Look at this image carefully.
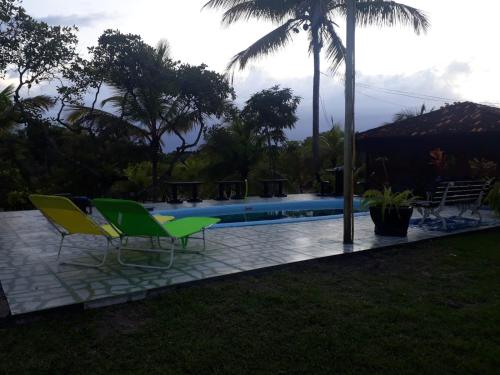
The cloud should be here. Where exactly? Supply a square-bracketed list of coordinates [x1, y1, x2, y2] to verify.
[232, 67, 465, 139]
[445, 61, 472, 77]
[38, 13, 112, 28]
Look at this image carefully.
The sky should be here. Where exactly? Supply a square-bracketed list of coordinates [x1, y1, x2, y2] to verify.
[19, 0, 500, 139]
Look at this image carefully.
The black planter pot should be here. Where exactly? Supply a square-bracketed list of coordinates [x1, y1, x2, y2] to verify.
[369, 206, 413, 237]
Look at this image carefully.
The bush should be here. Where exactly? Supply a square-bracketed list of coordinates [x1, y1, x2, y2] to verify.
[486, 182, 500, 216]
[6, 190, 30, 210]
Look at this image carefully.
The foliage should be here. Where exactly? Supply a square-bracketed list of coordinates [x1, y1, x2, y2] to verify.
[485, 182, 500, 216]
[362, 187, 416, 216]
[393, 103, 434, 122]
[0, 83, 53, 132]
[242, 86, 300, 146]
[276, 140, 310, 193]
[469, 158, 497, 179]
[241, 85, 300, 175]
[0, 158, 26, 209]
[202, 117, 264, 180]
[0, 1, 77, 103]
[6, 189, 29, 210]
[124, 162, 155, 191]
[429, 148, 447, 173]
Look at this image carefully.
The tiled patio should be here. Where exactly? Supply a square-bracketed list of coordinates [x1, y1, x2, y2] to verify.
[0, 197, 499, 317]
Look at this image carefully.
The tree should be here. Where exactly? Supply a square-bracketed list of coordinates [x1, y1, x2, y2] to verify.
[202, 117, 264, 180]
[0, 0, 21, 74]
[204, 0, 429, 172]
[68, 31, 234, 199]
[241, 86, 300, 175]
[0, 0, 76, 146]
[0, 1, 77, 108]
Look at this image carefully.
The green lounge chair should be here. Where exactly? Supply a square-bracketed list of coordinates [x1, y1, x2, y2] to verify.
[92, 198, 220, 269]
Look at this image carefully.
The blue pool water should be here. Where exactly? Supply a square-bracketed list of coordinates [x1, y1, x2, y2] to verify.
[155, 198, 366, 228]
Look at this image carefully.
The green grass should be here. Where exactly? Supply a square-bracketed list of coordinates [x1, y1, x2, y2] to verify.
[1, 230, 500, 375]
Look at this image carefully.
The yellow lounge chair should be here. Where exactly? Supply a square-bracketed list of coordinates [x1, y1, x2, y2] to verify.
[30, 194, 121, 267]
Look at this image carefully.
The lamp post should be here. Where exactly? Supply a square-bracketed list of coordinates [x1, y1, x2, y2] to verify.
[343, 0, 356, 244]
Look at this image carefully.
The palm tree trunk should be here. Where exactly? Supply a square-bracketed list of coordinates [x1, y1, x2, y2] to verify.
[150, 141, 159, 202]
[266, 126, 275, 176]
[311, 7, 321, 174]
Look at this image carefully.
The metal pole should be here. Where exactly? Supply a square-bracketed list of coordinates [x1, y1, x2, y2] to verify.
[343, 0, 356, 244]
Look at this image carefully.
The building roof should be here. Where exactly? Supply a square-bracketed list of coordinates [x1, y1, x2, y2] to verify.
[358, 102, 500, 140]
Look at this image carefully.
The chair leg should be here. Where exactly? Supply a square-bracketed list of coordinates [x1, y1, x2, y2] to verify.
[57, 234, 66, 260]
[457, 205, 466, 218]
[202, 229, 206, 251]
[433, 210, 447, 230]
[416, 207, 429, 226]
[471, 207, 482, 225]
[59, 237, 110, 268]
[117, 236, 176, 270]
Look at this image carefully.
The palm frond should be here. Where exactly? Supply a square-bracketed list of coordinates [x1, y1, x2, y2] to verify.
[100, 94, 126, 109]
[155, 39, 172, 64]
[322, 18, 346, 73]
[203, 0, 248, 10]
[0, 85, 14, 113]
[0, 84, 14, 99]
[20, 95, 54, 111]
[227, 18, 301, 72]
[217, 0, 298, 26]
[67, 105, 148, 137]
[337, 0, 429, 35]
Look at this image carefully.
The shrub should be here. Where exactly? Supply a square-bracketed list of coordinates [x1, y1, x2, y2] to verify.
[486, 182, 500, 216]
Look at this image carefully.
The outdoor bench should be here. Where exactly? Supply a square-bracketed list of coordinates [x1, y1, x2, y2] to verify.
[413, 179, 493, 229]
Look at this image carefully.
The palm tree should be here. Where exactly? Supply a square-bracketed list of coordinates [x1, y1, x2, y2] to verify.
[203, 0, 429, 172]
[68, 41, 196, 199]
[393, 103, 434, 122]
[0, 85, 15, 131]
[0, 83, 53, 132]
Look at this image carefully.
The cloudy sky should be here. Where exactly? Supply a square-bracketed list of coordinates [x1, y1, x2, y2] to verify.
[21, 0, 500, 139]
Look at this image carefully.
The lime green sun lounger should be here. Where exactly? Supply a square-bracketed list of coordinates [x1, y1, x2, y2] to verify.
[92, 198, 220, 269]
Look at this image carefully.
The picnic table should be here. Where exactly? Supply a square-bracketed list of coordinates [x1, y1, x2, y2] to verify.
[216, 180, 245, 201]
[259, 178, 288, 198]
[54, 193, 92, 214]
[166, 181, 203, 204]
[325, 167, 344, 197]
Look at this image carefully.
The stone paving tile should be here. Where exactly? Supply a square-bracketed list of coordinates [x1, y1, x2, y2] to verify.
[0, 206, 498, 315]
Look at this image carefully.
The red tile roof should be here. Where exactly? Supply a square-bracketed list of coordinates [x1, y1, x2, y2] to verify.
[358, 102, 500, 140]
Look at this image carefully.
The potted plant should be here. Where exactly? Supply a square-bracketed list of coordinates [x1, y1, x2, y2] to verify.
[486, 182, 500, 216]
[362, 187, 416, 236]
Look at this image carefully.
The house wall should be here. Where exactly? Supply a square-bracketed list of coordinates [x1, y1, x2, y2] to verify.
[357, 133, 500, 194]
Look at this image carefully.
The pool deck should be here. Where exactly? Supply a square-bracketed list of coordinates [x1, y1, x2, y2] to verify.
[0, 194, 499, 318]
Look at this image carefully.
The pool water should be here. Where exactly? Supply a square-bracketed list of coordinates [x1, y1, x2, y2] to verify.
[216, 208, 348, 223]
[155, 197, 366, 228]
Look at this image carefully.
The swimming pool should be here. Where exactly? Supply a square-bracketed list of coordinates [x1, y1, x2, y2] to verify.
[155, 198, 366, 228]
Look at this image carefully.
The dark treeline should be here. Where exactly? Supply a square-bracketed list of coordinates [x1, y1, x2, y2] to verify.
[0, 0, 343, 209]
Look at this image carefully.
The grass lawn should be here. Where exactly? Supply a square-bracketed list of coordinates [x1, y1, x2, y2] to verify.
[1, 230, 500, 375]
